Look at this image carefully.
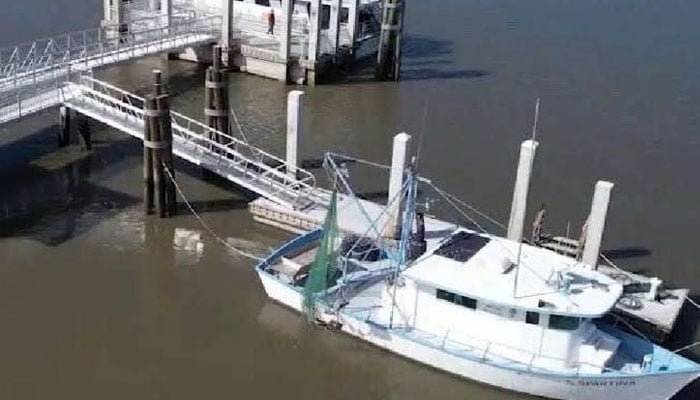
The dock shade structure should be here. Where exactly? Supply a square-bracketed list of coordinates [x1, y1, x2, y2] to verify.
[507, 140, 539, 242]
[383, 132, 412, 239]
[582, 181, 614, 268]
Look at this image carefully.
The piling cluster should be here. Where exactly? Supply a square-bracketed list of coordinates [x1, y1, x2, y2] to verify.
[143, 70, 177, 218]
[204, 45, 230, 148]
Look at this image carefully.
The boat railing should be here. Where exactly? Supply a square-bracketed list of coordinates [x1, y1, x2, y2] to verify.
[417, 326, 641, 377]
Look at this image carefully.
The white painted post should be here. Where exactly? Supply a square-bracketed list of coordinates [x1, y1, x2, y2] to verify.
[582, 181, 614, 269]
[507, 140, 539, 242]
[149, 0, 158, 12]
[160, 0, 172, 27]
[280, 0, 293, 61]
[329, 0, 342, 53]
[286, 90, 305, 179]
[222, 0, 234, 52]
[384, 132, 412, 239]
[347, 0, 361, 48]
[308, 0, 322, 62]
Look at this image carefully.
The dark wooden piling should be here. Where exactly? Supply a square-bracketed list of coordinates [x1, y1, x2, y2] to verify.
[143, 99, 155, 215]
[143, 70, 176, 217]
[376, 0, 405, 81]
[204, 45, 230, 152]
[149, 95, 165, 218]
[58, 106, 71, 147]
[77, 114, 92, 151]
[156, 94, 176, 217]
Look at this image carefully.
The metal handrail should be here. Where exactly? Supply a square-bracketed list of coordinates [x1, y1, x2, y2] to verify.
[64, 75, 318, 207]
[0, 14, 221, 80]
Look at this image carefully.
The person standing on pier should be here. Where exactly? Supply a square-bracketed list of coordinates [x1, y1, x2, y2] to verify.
[267, 8, 276, 35]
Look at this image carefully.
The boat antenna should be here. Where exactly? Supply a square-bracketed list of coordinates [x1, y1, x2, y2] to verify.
[513, 97, 540, 298]
[414, 100, 430, 170]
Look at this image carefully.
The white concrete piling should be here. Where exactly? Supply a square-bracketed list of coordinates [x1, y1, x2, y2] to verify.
[507, 139, 539, 242]
[582, 180, 614, 268]
[222, 0, 235, 62]
[347, 0, 361, 49]
[384, 132, 412, 239]
[280, 0, 293, 61]
[329, 0, 342, 53]
[286, 90, 305, 179]
[160, 0, 172, 27]
[308, 0, 322, 63]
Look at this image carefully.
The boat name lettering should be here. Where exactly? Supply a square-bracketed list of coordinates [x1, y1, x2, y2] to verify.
[567, 379, 636, 387]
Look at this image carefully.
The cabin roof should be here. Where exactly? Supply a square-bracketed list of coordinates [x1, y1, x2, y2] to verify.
[403, 229, 623, 318]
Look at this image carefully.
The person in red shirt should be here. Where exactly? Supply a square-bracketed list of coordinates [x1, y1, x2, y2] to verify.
[267, 9, 275, 35]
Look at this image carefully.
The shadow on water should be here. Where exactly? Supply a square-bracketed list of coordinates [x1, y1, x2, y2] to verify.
[330, 34, 489, 84]
[602, 247, 653, 261]
[667, 294, 700, 399]
[0, 121, 140, 245]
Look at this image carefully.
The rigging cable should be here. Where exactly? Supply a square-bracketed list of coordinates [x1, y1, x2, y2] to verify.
[162, 163, 264, 262]
[600, 253, 700, 352]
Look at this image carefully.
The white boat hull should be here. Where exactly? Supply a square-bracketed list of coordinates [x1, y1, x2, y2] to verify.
[257, 270, 699, 400]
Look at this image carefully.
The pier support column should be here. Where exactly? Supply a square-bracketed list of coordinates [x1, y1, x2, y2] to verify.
[221, 0, 235, 67]
[329, 0, 342, 53]
[160, 0, 172, 27]
[77, 114, 92, 151]
[280, 0, 294, 80]
[376, 0, 405, 81]
[507, 140, 538, 242]
[347, 0, 361, 51]
[102, 0, 124, 41]
[58, 106, 71, 147]
[204, 46, 230, 145]
[383, 132, 412, 239]
[582, 181, 614, 269]
[144, 70, 177, 218]
[306, 0, 323, 85]
[286, 90, 304, 179]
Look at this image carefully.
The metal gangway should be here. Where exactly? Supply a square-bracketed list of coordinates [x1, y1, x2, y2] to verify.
[0, 12, 221, 124]
[57, 73, 319, 209]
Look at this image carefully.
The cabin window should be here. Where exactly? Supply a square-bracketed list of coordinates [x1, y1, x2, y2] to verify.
[526, 311, 540, 325]
[549, 315, 580, 330]
[436, 289, 477, 309]
[436, 289, 455, 302]
[456, 295, 477, 309]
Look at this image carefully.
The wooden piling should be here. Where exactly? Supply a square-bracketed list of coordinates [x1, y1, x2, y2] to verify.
[376, 0, 405, 81]
[149, 96, 166, 218]
[204, 45, 230, 151]
[58, 106, 70, 147]
[156, 93, 176, 217]
[143, 99, 154, 215]
[77, 114, 92, 151]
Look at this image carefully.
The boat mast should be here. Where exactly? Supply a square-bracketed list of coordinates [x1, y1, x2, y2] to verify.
[389, 161, 418, 329]
[513, 98, 540, 298]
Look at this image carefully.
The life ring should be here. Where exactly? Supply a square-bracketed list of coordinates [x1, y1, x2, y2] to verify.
[618, 296, 643, 310]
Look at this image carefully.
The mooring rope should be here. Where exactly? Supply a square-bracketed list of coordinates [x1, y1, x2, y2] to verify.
[162, 163, 264, 262]
[600, 253, 700, 352]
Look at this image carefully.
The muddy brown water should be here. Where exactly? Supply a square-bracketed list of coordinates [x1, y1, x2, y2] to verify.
[1, 0, 699, 399]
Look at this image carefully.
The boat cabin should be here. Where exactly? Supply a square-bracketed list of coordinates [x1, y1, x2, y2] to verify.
[382, 229, 625, 373]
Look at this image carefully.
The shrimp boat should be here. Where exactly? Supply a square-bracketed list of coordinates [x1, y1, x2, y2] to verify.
[254, 152, 700, 399]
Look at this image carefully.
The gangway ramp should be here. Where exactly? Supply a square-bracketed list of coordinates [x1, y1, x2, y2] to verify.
[61, 74, 319, 210]
[0, 14, 221, 124]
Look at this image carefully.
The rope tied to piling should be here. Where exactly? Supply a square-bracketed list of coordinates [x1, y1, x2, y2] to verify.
[161, 162, 264, 262]
[600, 253, 700, 352]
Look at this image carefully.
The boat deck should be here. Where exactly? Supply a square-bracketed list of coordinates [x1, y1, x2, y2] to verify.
[597, 264, 688, 340]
